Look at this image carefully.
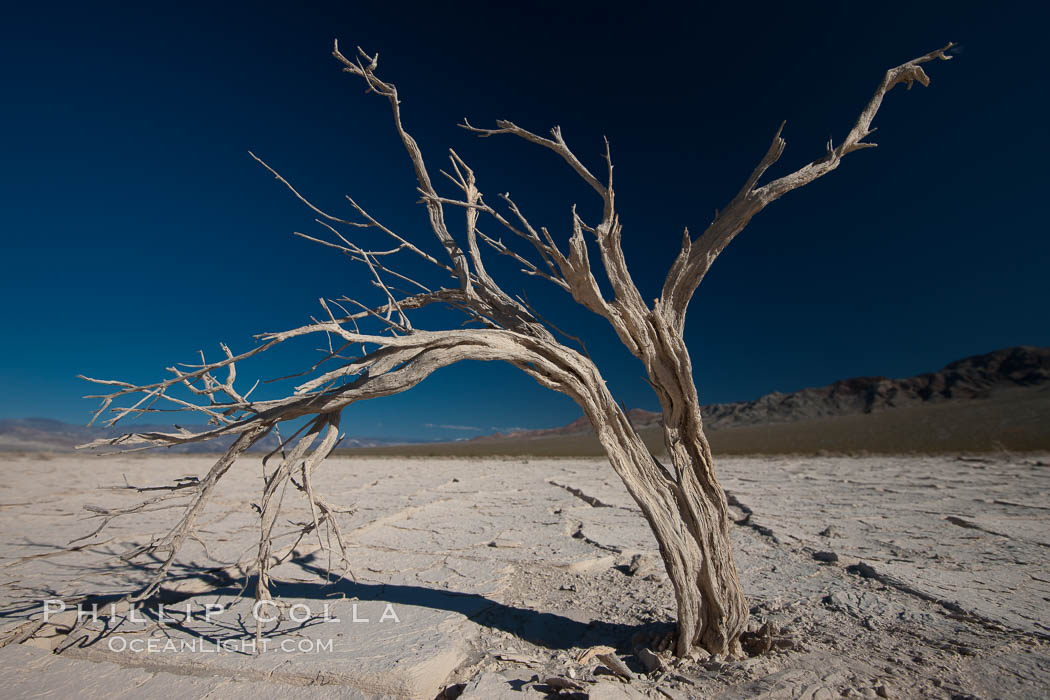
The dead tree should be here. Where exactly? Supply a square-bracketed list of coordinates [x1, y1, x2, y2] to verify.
[78, 41, 953, 657]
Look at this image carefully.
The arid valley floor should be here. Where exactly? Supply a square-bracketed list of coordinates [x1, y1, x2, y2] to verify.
[1, 452, 1047, 699]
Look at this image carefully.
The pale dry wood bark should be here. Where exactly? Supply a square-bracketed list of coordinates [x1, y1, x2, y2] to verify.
[74, 42, 953, 656]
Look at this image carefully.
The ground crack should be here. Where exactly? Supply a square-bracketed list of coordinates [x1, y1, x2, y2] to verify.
[844, 561, 1050, 642]
[570, 521, 622, 553]
[548, 480, 616, 508]
[725, 491, 779, 542]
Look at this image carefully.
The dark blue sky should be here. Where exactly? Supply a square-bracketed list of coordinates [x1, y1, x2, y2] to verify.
[2, 2, 1047, 440]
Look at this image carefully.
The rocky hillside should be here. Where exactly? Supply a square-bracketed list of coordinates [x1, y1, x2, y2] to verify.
[487, 345, 1050, 438]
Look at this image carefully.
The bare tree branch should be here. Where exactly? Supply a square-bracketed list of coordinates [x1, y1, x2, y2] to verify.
[661, 44, 954, 331]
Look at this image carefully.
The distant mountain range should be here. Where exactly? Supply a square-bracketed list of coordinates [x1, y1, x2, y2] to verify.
[346, 345, 1050, 456]
[3, 346, 1048, 455]
[483, 345, 1050, 439]
[0, 418, 423, 453]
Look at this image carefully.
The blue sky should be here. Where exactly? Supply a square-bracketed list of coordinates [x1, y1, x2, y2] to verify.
[1, 2, 1047, 440]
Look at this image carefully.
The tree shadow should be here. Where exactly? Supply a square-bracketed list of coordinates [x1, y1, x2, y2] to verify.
[4, 546, 665, 655]
[277, 555, 647, 652]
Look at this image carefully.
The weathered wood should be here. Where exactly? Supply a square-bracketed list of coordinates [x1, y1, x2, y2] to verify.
[75, 41, 953, 657]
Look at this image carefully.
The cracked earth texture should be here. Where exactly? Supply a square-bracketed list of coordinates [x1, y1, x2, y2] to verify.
[0, 452, 1047, 699]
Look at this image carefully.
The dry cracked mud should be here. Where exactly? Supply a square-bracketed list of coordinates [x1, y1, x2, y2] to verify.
[0, 452, 1047, 698]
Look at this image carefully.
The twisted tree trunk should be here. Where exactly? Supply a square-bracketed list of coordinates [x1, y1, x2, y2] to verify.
[660, 413, 747, 656]
[584, 331, 746, 656]
[598, 419, 745, 657]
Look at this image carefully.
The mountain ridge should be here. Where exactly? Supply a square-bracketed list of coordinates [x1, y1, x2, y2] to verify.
[476, 345, 1050, 440]
[3, 346, 1046, 453]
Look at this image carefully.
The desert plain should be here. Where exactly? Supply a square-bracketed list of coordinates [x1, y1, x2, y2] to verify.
[0, 449, 1047, 699]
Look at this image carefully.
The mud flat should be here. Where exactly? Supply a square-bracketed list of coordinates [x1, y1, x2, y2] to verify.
[0, 452, 1047, 698]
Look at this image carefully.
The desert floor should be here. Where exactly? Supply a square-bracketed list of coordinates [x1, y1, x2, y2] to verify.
[0, 452, 1047, 699]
